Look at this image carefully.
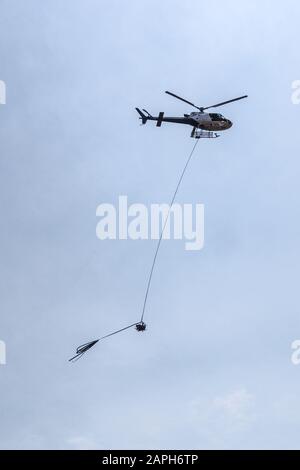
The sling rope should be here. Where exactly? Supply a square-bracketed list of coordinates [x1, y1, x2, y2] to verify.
[69, 322, 139, 362]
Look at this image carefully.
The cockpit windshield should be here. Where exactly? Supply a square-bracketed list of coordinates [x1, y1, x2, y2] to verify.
[210, 113, 224, 121]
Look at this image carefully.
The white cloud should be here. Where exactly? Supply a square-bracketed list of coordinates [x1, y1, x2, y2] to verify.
[188, 389, 256, 448]
[213, 389, 255, 422]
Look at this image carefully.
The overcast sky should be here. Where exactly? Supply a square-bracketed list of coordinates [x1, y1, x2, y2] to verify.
[1, 0, 300, 450]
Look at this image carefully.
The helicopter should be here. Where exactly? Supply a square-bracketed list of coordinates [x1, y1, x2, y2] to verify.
[136, 91, 248, 138]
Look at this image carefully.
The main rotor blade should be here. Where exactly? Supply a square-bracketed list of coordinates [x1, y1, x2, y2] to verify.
[201, 95, 248, 111]
[165, 91, 201, 110]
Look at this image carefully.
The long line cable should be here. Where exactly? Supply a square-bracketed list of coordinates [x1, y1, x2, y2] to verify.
[69, 138, 200, 362]
[140, 138, 200, 323]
